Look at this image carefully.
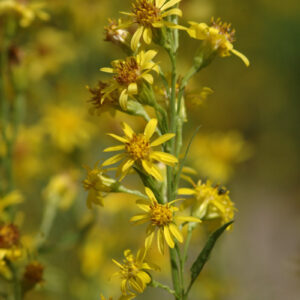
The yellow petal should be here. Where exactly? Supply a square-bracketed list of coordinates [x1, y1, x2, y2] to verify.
[175, 215, 201, 223]
[231, 48, 250, 67]
[128, 82, 138, 94]
[100, 67, 114, 73]
[161, 0, 181, 12]
[150, 133, 175, 146]
[107, 133, 128, 143]
[164, 226, 175, 248]
[103, 145, 125, 152]
[169, 223, 183, 243]
[102, 153, 125, 166]
[119, 89, 128, 110]
[177, 188, 196, 195]
[143, 50, 157, 63]
[130, 214, 149, 222]
[144, 118, 157, 140]
[157, 228, 165, 254]
[162, 8, 182, 17]
[142, 160, 163, 181]
[122, 122, 134, 139]
[131, 26, 144, 51]
[150, 151, 178, 165]
[156, 0, 166, 8]
[145, 227, 155, 249]
[142, 73, 153, 84]
[143, 27, 152, 44]
[136, 199, 151, 212]
[144, 187, 157, 204]
[122, 158, 135, 172]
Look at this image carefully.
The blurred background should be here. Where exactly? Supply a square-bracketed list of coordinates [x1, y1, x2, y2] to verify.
[1, 0, 299, 299]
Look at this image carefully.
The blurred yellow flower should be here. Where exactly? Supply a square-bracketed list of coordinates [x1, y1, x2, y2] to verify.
[187, 18, 249, 66]
[100, 50, 159, 110]
[130, 187, 200, 253]
[0, 0, 49, 27]
[0, 191, 23, 222]
[42, 105, 94, 152]
[103, 119, 177, 181]
[43, 170, 79, 210]
[0, 224, 23, 279]
[121, 0, 184, 50]
[82, 162, 116, 209]
[190, 131, 253, 182]
[112, 248, 157, 298]
[178, 180, 235, 227]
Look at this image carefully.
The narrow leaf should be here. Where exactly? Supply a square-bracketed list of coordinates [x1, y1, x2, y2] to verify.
[189, 221, 234, 290]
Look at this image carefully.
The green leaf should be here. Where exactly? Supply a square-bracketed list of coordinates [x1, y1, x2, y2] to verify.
[188, 221, 233, 290]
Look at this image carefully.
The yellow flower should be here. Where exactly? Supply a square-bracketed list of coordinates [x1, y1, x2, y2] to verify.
[43, 171, 79, 211]
[189, 131, 253, 182]
[42, 105, 94, 152]
[0, 224, 23, 279]
[100, 295, 113, 300]
[130, 187, 201, 254]
[112, 248, 157, 298]
[121, 0, 184, 50]
[178, 180, 235, 227]
[187, 18, 249, 66]
[0, 0, 49, 27]
[100, 50, 159, 110]
[82, 162, 116, 209]
[0, 191, 23, 222]
[103, 119, 177, 181]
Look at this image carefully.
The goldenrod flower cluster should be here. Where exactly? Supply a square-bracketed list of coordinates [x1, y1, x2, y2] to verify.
[81, 0, 249, 299]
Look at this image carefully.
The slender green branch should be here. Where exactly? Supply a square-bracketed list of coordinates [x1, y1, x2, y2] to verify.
[150, 279, 177, 296]
[183, 224, 194, 263]
[7, 260, 22, 300]
[116, 185, 147, 199]
[169, 247, 181, 300]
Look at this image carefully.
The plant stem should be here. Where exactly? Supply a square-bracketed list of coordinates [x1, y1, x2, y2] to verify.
[7, 261, 22, 300]
[150, 280, 176, 296]
[116, 185, 147, 199]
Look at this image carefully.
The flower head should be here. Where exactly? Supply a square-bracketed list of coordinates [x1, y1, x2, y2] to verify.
[86, 81, 119, 115]
[100, 50, 159, 110]
[112, 248, 157, 298]
[187, 18, 249, 66]
[121, 0, 184, 50]
[82, 162, 116, 208]
[22, 261, 44, 293]
[0, 0, 49, 27]
[103, 119, 177, 181]
[178, 180, 235, 227]
[105, 18, 129, 44]
[131, 187, 201, 253]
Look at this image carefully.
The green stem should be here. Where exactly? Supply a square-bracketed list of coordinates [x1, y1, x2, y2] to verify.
[7, 260, 22, 300]
[183, 225, 194, 263]
[150, 279, 176, 296]
[116, 185, 147, 199]
[169, 248, 181, 300]
[35, 195, 59, 251]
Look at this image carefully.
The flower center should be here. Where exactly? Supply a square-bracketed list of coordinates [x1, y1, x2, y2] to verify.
[0, 224, 20, 248]
[132, 0, 162, 26]
[125, 134, 150, 161]
[150, 203, 173, 226]
[211, 17, 235, 43]
[114, 57, 140, 86]
[122, 257, 139, 279]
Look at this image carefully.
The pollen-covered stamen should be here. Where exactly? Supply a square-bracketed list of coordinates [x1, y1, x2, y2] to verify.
[125, 134, 150, 160]
[114, 57, 140, 86]
[132, 0, 162, 26]
[211, 17, 236, 43]
[150, 203, 173, 226]
[0, 224, 20, 248]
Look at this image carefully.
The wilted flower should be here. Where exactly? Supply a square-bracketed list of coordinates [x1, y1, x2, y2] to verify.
[100, 50, 159, 110]
[22, 261, 44, 293]
[105, 18, 129, 44]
